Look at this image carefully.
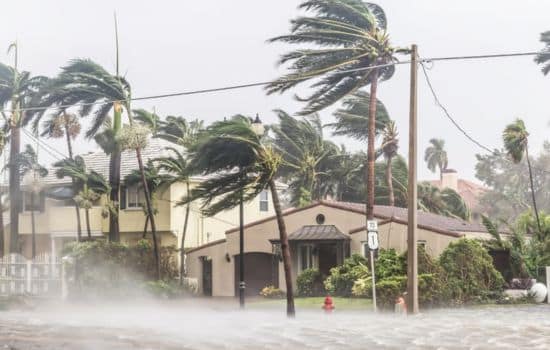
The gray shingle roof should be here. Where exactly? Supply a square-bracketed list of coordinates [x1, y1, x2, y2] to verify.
[287, 225, 350, 241]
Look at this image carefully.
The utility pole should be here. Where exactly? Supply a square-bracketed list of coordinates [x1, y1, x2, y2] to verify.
[407, 44, 419, 314]
[239, 190, 245, 308]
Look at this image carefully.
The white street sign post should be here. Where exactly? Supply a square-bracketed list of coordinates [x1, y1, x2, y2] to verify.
[366, 221, 379, 312]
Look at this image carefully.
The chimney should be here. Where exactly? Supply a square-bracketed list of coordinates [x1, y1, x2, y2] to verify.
[441, 169, 458, 191]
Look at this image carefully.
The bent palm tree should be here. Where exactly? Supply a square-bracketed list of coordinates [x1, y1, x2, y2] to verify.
[268, 0, 399, 220]
[424, 138, 448, 179]
[181, 116, 295, 317]
[0, 43, 48, 252]
[40, 112, 83, 240]
[380, 120, 398, 206]
[40, 59, 160, 278]
[503, 119, 542, 233]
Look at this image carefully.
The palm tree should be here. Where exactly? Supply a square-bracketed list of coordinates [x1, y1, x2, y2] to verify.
[18, 145, 48, 258]
[417, 182, 469, 220]
[0, 132, 6, 256]
[40, 59, 160, 279]
[380, 120, 398, 206]
[156, 147, 193, 283]
[0, 43, 48, 252]
[424, 138, 448, 179]
[267, 0, 399, 221]
[502, 119, 542, 233]
[534, 31, 550, 75]
[157, 116, 204, 146]
[181, 116, 296, 317]
[40, 112, 83, 241]
[271, 110, 339, 206]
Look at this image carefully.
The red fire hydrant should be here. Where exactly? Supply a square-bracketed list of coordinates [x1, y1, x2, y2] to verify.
[322, 295, 335, 313]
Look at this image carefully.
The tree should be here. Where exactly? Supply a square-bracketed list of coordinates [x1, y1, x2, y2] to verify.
[40, 112, 83, 240]
[424, 138, 448, 179]
[18, 145, 48, 258]
[267, 0, 399, 221]
[271, 110, 339, 206]
[181, 116, 296, 317]
[0, 132, 6, 256]
[40, 58, 161, 279]
[502, 119, 542, 234]
[0, 43, 48, 252]
[417, 182, 469, 220]
[380, 120, 398, 206]
[534, 30, 550, 75]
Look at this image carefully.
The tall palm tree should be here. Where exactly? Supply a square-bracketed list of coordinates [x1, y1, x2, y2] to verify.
[181, 116, 296, 317]
[156, 147, 193, 283]
[0, 43, 48, 253]
[271, 110, 339, 207]
[18, 145, 48, 258]
[503, 119, 542, 233]
[380, 120, 398, 206]
[40, 112, 83, 240]
[267, 0, 398, 221]
[424, 138, 448, 179]
[40, 59, 160, 279]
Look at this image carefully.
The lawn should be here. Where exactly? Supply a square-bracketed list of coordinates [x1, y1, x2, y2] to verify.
[249, 297, 373, 311]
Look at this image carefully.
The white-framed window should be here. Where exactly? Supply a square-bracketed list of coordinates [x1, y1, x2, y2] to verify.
[299, 244, 316, 271]
[259, 190, 269, 212]
[362, 242, 369, 258]
[126, 186, 145, 209]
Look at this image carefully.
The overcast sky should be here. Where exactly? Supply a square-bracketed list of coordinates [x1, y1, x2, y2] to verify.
[2, 0, 550, 182]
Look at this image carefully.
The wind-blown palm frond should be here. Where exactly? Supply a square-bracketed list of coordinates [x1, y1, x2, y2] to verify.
[503, 119, 528, 163]
[157, 116, 204, 147]
[424, 138, 448, 175]
[535, 31, 550, 75]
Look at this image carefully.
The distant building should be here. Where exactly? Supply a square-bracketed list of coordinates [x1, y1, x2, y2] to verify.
[428, 169, 487, 220]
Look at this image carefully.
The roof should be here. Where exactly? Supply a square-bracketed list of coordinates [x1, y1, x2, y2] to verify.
[286, 225, 350, 241]
[225, 200, 489, 235]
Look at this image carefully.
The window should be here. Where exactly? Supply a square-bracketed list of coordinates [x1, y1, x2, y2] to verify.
[299, 245, 315, 271]
[316, 214, 326, 225]
[259, 190, 269, 212]
[126, 186, 145, 208]
[417, 240, 427, 249]
[22, 192, 44, 212]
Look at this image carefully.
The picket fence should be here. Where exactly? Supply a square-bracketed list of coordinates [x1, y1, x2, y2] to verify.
[0, 253, 62, 297]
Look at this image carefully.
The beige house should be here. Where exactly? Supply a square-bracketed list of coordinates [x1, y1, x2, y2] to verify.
[186, 200, 493, 297]
[2, 138, 277, 259]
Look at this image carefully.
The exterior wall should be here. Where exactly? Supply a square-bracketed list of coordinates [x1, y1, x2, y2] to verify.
[350, 221, 459, 257]
[186, 240, 234, 297]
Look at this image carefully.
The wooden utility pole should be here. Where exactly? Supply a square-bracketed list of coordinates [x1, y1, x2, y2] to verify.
[407, 44, 419, 314]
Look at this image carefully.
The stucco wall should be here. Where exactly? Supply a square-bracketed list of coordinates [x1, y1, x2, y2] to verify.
[186, 240, 234, 297]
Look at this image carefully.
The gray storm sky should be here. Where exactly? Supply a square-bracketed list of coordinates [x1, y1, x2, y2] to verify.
[2, 0, 550, 182]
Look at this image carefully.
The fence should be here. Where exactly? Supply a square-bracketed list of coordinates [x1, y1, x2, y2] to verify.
[0, 253, 62, 297]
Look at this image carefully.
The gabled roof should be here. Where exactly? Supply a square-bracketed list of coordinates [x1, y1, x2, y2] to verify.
[225, 200, 489, 235]
[286, 225, 350, 241]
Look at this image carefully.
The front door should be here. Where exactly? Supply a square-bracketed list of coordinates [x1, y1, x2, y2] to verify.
[202, 258, 213, 296]
[318, 244, 338, 277]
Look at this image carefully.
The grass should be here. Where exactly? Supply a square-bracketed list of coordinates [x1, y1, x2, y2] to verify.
[249, 297, 373, 311]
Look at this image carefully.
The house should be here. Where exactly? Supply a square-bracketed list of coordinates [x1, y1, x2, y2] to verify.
[428, 169, 488, 220]
[186, 200, 494, 297]
[1, 138, 278, 260]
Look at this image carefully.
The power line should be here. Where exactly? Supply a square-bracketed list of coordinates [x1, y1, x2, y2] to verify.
[0, 50, 542, 114]
[419, 61, 550, 176]
[21, 128, 66, 161]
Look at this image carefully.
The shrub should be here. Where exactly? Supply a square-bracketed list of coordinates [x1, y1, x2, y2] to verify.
[144, 280, 183, 299]
[376, 276, 407, 309]
[438, 238, 505, 304]
[375, 249, 406, 279]
[351, 276, 372, 297]
[296, 268, 325, 297]
[324, 254, 369, 296]
[260, 285, 285, 299]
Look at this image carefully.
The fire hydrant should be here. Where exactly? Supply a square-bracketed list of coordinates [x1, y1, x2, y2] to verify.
[322, 295, 335, 313]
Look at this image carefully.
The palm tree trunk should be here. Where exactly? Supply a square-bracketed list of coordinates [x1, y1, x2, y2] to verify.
[136, 147, 160, 280]
[366, 69, 379, 220]
[180, 181, 191, 285]
[9, 124, 21, 253]
[269, 179, 295, 317]
[386, 156, 395, 207]
[85, 208, 91, 239]
[64, 122, 82, 242]
[31, 192, 36, 259]
[0, 198, 4, 257]
[142, 214, 149, 239]
[525, 147, 542, 234]
[108, 151, 121, 242]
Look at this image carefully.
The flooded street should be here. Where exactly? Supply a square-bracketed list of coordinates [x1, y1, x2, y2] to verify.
[0, 300, 549, 349]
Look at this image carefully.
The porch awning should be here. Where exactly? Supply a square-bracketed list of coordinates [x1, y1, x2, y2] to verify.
[282, 225, 350, 241]
[45, 186, 74, 200]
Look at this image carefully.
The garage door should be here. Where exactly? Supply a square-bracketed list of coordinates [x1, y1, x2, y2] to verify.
[234, 252, 278, 297]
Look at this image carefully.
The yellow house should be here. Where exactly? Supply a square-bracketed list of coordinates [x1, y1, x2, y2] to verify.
[2, 138, 278, 260]
[186, 200, 495, 297]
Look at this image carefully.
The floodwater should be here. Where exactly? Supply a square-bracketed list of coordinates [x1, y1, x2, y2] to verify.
[0, 299, 549, 349]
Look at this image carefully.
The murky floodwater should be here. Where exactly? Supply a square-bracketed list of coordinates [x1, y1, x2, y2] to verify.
[0, 300, 549, 349]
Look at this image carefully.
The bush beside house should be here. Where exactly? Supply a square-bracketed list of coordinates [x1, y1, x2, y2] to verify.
[296, 268, 326, 297]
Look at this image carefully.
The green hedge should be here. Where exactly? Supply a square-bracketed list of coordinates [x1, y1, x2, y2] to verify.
[324, 254, 369, 296]
[296, 268, 326, 297]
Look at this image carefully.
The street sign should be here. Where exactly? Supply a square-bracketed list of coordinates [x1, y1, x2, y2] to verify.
[367, 220, 378, 232]
[367, 231, 379, 250]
